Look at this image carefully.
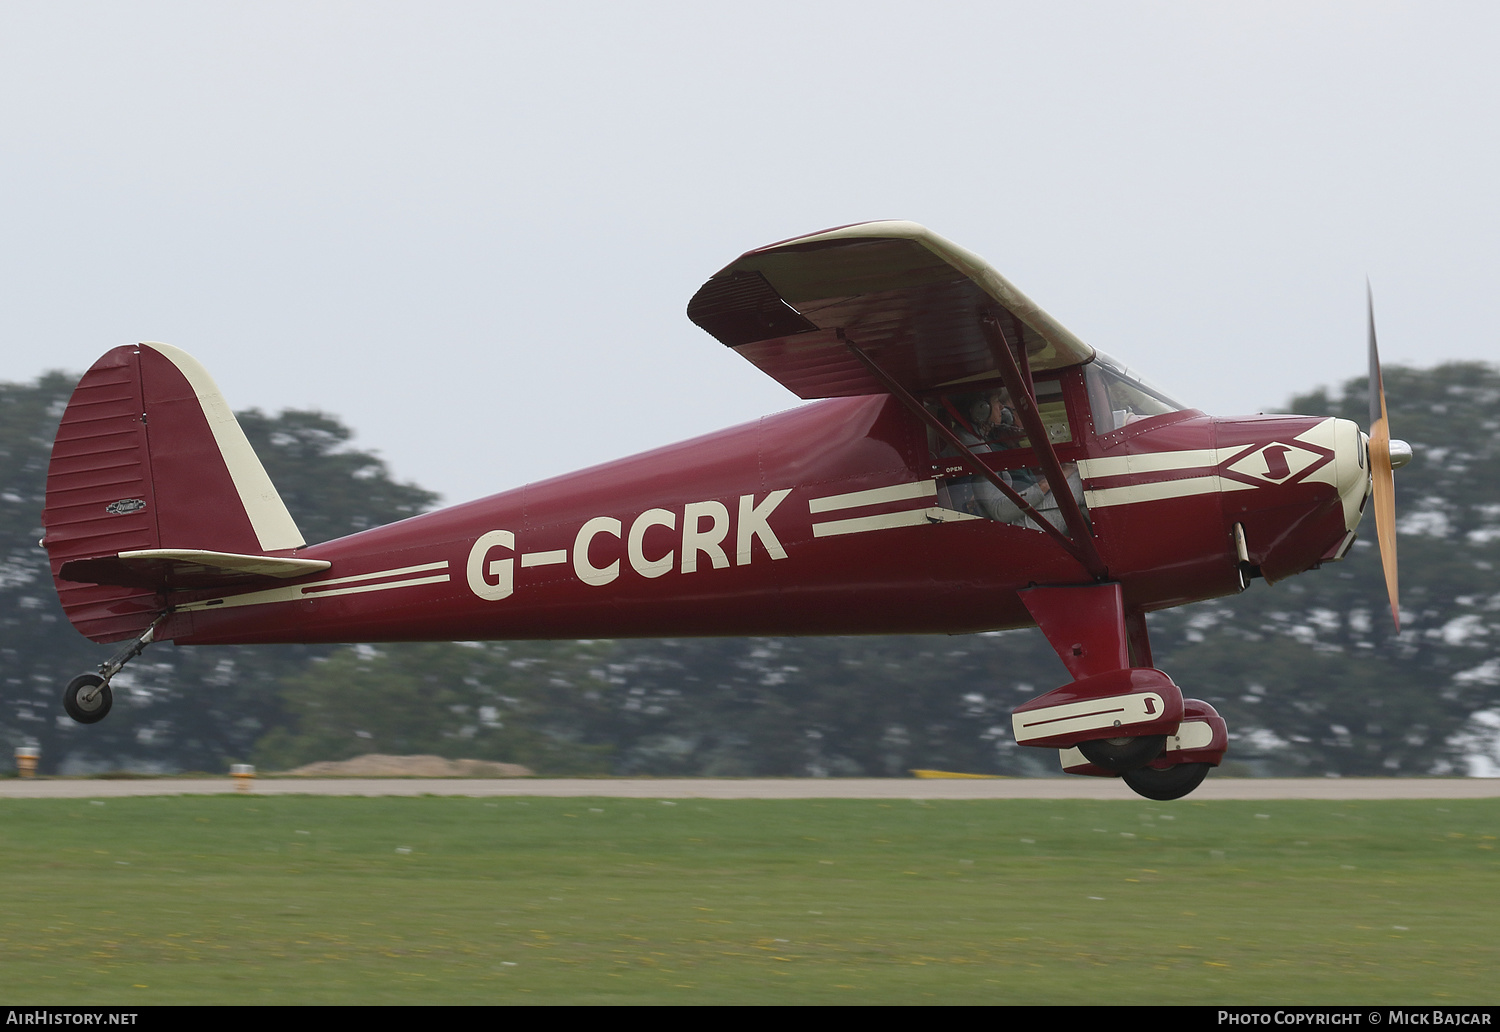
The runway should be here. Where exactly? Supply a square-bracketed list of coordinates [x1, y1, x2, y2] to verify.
[2, 777, 1498, 799]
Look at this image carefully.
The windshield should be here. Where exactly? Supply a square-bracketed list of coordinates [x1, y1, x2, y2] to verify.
[1085, 352, 1189, 432]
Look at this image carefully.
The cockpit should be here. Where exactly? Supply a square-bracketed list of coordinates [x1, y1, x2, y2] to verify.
[923, 377, 1081, 532]
[921, 355, 1190, 532]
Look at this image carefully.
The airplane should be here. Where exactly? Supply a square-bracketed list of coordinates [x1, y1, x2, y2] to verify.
[40, 221, 1412, 800]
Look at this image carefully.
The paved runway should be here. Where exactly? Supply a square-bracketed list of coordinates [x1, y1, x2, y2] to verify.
[2, 777, 1497, 800]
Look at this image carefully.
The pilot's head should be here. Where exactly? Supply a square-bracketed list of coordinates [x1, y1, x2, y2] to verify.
[969, 389, 1012, 429]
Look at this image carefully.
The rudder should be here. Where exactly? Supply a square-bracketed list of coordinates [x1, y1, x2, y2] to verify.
[43, 342, 308, 643]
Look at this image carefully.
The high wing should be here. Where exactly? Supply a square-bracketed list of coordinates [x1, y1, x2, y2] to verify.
[686, 220, 1094, 399]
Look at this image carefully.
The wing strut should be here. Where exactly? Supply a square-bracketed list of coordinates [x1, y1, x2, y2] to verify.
[980, 313, 1108, 580]
[840, 334, 1102, 576]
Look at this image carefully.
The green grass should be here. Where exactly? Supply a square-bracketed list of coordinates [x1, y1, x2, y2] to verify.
[0, 795, 1496, 1004]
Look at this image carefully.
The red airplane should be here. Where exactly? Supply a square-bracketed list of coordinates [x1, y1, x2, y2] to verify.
[41, 221, 1410, 799]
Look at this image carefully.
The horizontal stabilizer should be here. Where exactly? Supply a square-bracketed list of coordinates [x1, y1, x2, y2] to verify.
[59, 550, 331, 592]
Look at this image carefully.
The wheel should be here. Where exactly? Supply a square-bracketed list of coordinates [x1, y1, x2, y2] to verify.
[1077, 734, 1166, 772]
[63, 674, 112, 724]
[1122, 762, 1212, 801]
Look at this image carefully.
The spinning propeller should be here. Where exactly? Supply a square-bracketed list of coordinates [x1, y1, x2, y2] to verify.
[1366, 285, 1411, 631]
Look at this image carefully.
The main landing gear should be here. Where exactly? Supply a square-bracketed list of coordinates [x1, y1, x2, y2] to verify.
[61, 616, 165, 726]
[1054, 700, 1229, 799]
[1010, 583, 1229, 800]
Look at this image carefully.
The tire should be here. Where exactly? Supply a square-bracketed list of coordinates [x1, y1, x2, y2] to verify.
[1076, 734, 1166, 772]
[63, 673, 112, 724]
[1122, 762, 1212, 801]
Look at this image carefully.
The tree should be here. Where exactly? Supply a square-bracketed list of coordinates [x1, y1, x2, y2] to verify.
[0, 369, 438, 774]
[583, 634, 1066, 777]
[0, 374, 114, 771]
[254, 640, 614, 775]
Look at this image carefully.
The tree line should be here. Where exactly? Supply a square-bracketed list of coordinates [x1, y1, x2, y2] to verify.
[2, 363, 1497, 777]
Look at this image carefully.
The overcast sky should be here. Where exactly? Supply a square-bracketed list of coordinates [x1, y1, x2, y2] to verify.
[3, 2, 1495, 505]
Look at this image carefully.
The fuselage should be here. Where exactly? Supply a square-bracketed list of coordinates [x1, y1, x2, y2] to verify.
[162, 363, 1369, 647]
[42, 221, 1393, 799]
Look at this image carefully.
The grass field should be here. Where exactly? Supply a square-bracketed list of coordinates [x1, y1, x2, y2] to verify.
[0, 794, 1496, 1005]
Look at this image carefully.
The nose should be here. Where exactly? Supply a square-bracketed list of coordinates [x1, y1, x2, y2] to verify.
[1335, 421, 1413, 534]
[1330, 417, 1369, 535]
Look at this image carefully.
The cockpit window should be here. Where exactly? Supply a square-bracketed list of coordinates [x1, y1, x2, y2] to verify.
[1085, 352, 1188, 433]
[921, 378, 1085, 532]
[923, 379, 1071, 454]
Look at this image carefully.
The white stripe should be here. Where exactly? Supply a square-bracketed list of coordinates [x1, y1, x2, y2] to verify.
[1012, 692, 1168, 743]
[296, 575, 452, 601]
[177, 562, 451, 613]
[1084, 475, 1256, 509]
[521, 550, 568, 567]
[812, 506, 976, 537]
[306, 561, 449, 587]
[1085, 476, 1219, 508]
[808, 481, 936, 513]
[1078, 449, 1218, 479]
[814, 510, 931, 536]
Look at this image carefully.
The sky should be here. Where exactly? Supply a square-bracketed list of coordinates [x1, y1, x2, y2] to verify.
[3, 2, 1496, 506]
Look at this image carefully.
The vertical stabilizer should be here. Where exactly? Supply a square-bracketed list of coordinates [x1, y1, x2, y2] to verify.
[43, 342, 306, 643]
[136, 342, 304, 554]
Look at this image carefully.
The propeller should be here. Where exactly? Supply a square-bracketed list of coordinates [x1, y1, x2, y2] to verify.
[1366, 284, 1401, 631]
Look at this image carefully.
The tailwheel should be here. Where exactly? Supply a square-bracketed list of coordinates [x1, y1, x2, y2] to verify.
[1076, 734, 1166, 772]
[63, 673, 113, 725]
[59, 614, 163, 726]
[1122, 761, 1212, 801]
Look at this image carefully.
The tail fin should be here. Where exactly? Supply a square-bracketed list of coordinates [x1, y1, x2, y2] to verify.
[43, 342, 312, 642]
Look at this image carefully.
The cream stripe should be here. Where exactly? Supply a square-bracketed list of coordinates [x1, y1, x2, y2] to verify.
[813, 510, 930, 536]
[1084, 475, 1259, 509]
[811, 506, 974, 537]
[1012, 692, 1168, 743]
[1077, 449, 1218, 479]
[808, 481, 936, 513]
[295, 575, 452, 601]
[1085, 476, 1219, 508]
[306, 561, 449, 587]
[177, 563, 451, 613]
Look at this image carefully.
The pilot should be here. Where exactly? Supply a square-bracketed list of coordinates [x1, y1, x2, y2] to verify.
[945, 389, 1082, 530]
[947, 389, 1039, 525]
[1027, 461, 1084, 532]
[966, 389, 1025, 448]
